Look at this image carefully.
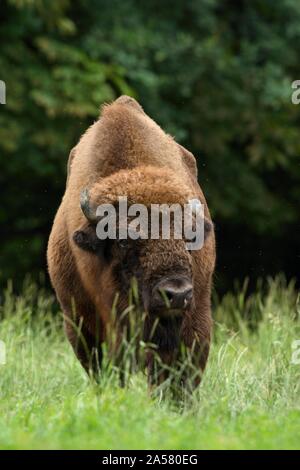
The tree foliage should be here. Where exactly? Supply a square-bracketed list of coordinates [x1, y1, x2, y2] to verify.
[1, 0, 299, 290]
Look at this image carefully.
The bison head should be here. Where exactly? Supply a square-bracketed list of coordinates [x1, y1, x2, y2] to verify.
[72, 166, 213, 320]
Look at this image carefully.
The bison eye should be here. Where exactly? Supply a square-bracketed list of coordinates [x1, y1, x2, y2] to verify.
[118, 239, 129, 249]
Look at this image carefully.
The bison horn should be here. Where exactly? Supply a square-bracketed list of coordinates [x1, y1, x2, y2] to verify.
[80, 188, 98, 223]
[188, 198, 203, 214]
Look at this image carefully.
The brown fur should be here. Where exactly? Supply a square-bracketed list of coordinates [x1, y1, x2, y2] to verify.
[47, 95, 216, 386]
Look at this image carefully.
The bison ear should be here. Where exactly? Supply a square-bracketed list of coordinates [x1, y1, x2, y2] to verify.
[73, 225, 112, 261]
[73, 227, 100, 253]
[188, 198, 214, 242]
[204, 218, 214, 240]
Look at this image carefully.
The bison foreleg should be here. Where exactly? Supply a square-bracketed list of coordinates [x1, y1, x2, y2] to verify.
[64, 317, 103, 379]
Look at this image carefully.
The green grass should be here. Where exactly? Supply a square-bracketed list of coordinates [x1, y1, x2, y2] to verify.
[0, 277, 299, 450]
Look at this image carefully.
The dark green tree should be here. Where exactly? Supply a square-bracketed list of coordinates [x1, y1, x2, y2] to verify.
[1, 0, 300, 291]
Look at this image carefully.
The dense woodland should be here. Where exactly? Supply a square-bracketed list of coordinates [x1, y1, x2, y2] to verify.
[1, 0, 300, 293]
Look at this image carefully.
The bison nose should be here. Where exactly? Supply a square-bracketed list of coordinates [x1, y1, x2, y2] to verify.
[151, 278, 193, 311]
[162, 285, 193, 309]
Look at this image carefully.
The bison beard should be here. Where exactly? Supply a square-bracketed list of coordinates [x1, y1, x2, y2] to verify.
[47, 95, 216, 391]
[142, 315, 182, 387]
[144, 316, 182, 354]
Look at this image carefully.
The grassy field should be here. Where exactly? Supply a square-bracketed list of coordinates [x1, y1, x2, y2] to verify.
[0, 277, 299, 450]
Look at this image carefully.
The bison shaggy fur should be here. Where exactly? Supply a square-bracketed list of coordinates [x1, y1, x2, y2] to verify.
[47, 96, 216, 388]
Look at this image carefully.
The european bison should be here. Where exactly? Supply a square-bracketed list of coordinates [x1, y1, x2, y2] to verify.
[47, 96, 215, 388]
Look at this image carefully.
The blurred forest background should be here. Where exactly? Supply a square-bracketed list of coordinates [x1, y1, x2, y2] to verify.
[0, 0, 300, 294]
